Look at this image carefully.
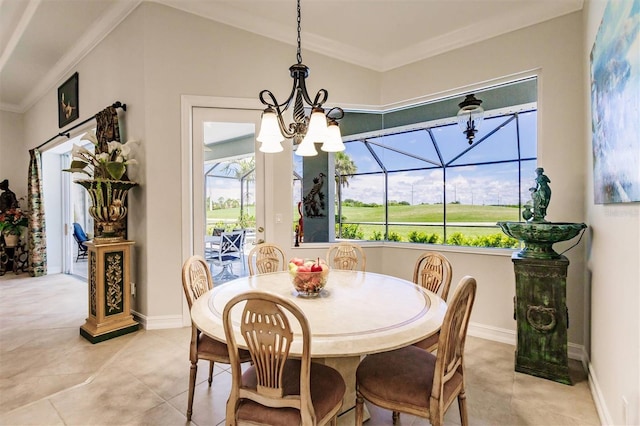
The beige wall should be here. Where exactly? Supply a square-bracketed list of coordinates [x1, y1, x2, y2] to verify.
[583, 1, 640, 424]
[0, 111, 28, 202]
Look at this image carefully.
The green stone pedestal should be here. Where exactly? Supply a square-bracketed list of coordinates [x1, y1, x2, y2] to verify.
[512, 253, 571, 385]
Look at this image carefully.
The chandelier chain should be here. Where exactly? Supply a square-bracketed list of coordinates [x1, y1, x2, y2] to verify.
[256, 0, 345, 154]
[296, 0, 302, 64]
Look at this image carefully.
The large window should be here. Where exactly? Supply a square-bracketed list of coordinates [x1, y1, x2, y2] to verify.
[334, 104, 536, 248]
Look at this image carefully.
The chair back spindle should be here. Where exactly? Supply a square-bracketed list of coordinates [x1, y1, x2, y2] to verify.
[413, 252, 453, 301]
[326, 242, 366, 271]
[248, 243, 287, 276]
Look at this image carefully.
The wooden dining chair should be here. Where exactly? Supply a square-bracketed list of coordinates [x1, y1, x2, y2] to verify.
[355, 276, 477, 426]
[412, 251, 453, 352]
[247, 243, 286, 276]
[181, 255, 251, 421]
[223, 291, 346, 425]
[326, 242, 366, 271]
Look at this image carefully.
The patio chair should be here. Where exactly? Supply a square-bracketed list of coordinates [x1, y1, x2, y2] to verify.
[72, 222, 89, 262]
[206, 230, 245, 281]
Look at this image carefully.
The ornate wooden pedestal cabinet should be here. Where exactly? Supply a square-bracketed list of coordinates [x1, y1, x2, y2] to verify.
[512, 253, 571, 384]
[80, 240, 138, 343]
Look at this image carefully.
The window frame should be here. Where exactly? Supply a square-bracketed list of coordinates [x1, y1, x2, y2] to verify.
[334, 102, 537, 247]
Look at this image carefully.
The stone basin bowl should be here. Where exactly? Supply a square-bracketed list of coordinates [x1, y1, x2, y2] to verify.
[497, 221, 587, 259]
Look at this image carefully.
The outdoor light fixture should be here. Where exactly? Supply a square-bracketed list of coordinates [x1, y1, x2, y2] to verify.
[256, 0, 345, 156]
[457, 94, 484, 144]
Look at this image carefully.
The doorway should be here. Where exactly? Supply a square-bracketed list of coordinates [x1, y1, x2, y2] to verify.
[41, 131, 93, 279]
[191, 106, 265, 278]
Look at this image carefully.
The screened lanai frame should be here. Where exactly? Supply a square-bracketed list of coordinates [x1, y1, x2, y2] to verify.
[334, 102, 538, 245]
[204, 158, 256, 231]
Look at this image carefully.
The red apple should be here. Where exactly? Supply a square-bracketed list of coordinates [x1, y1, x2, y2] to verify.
[290, 257, 305, 266]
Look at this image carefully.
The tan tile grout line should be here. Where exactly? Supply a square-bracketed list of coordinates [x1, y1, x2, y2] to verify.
[1, 330, 145, 418]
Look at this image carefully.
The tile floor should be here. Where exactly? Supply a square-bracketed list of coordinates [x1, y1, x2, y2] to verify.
[0, 272, 600, 426]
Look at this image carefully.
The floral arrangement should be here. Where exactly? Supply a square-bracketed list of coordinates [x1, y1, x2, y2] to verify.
[0, 208, 28, 235]
[62, 130, 138, 181]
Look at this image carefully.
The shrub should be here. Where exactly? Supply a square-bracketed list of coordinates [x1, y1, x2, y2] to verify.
[388, 232, 402, 242]
[370, 231, 383, 240]
[408, 231, 442, 244]
[445, 232, 519, 248]
[446, 232, 466, 246]
[341, 224, 364, 240]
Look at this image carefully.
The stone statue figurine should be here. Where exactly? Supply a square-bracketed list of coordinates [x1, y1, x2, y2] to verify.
[522, 168, 552, 222]
[0, 179, 19, 213]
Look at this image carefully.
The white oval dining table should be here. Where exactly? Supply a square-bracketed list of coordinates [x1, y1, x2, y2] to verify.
[190, 269, 447, 421]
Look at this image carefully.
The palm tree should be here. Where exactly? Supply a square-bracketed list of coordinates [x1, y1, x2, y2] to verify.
[334, 151, 357, 238]
[221, 157, 255, 221]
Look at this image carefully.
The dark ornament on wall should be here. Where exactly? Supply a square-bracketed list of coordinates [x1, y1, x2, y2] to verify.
[303, 173, 326, 218]
[58, 72, 79, 128]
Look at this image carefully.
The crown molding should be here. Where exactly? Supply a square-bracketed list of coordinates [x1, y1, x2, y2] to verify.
[5, 0, 141, 114]
[153, 0, 583, 73]
[378, 0, 584, 71]
[0, 0, 41, 73]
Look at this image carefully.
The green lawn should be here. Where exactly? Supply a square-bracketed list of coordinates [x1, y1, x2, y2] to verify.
[339, 204, 520, 223]
[207, 203, 520, 246]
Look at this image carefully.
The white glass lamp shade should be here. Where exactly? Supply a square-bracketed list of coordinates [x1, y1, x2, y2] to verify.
[304, 109, 328, 143]
[257, 110, 284, 153]
[321, 122, 345, 152]
[456, 104, 484, 132]
[295, 134, 318, 156]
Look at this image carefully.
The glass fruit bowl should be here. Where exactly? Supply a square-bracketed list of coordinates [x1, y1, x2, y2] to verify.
[288, 258, 329, 297]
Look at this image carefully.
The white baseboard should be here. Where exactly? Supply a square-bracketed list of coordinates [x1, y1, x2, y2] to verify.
[587, 361, 612, 426]
[467, 322, 586, 363]
[468, 321, 517, 345]
[131, 310, 184, 330]
[48, 265, 62, 274]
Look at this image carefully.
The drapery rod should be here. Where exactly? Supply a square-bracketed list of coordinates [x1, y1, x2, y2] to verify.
[35, 101, 127, 150]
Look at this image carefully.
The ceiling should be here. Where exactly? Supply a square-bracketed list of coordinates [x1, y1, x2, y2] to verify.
[0, 0, 583, 114]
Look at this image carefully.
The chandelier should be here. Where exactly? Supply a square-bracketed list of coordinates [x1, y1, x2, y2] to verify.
[256, 0, 345, 156]
[457, 94, 484, 144]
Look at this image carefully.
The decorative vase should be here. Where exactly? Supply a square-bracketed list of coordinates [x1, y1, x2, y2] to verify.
[2, 231, 19, 247]
[76, 179, 138, 242]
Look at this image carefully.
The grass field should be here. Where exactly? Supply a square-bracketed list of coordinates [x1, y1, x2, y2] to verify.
[207, 203, 520, 244]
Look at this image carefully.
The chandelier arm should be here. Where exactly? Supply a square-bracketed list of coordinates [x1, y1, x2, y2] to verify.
[275, 105, 296, 139]
[259, 89, 293, 111]
[311, 89, 329, 108]
[258, 90, 296, 139]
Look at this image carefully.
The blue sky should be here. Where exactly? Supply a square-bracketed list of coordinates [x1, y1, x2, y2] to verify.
[337, 110, 538, 206]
